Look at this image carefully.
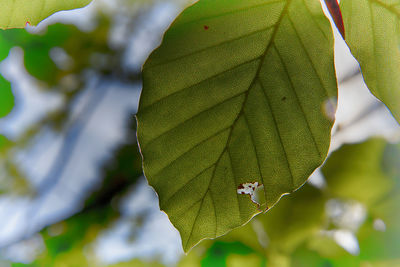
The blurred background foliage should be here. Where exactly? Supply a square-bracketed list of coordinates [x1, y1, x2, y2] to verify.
[0, 0, 399, 266]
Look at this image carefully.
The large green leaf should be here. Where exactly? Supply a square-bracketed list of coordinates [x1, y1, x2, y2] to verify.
[0, 0, 92, 29]
[137, 0, 337, 251]
[340, 0, 400, 122]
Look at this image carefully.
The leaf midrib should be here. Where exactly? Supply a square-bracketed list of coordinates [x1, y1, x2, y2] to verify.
[207, 0, 291, 198]
[207, 0, 291, 171]
[184, 0, 292, 250]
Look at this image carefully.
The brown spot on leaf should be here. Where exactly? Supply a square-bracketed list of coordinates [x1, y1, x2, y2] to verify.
[204, 25, 209, 30]
[282, 96, 287, 101]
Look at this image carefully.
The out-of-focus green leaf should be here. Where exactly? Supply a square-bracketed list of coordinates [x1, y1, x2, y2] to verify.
[322, 139, 393, 205]
[259, 184, 326, 253]
[43, 209, 114, 258]
[22, 207, 117, 266]
[178, 249, 203, 267]
[107, 259, 166, 267]
[217, 220, 265, 254]
[0, 0, 92, 29]
[356, 193, 400, 261]
[226, 254, 263, 267]
[13, 257, 167, 267]
[24, 24, 76, 82]
[340, 0, 400, 122]
[0, 75, 13, 118]
[12, 263, 32, 267]
[362, 259, 400, 267]
[357, 224, 400, 261]
[291, 247, 332, 267]
[201, 241, 261, 267]
[0, 135, 8, 150]
[24, 46, 58, 81]
[382, 142, 400, 183]
[0, 160, 30, 194]
[0, 24, 77, 83]
[0, 33, 14, 61]
[137, 0, 337, 251]
[265, 250, 291, 267]
[306, 233, 349, 258]
[321, 139, 400, 262]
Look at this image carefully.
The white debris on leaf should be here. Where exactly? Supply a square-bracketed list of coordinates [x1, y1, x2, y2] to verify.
[237, 182, 263, 205]
[237, 182, 260, 195]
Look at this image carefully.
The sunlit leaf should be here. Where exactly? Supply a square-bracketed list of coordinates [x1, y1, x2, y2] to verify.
[0, 0, 92, 29]
[340, 0, 400, 122]
[137, 0, 337, 251]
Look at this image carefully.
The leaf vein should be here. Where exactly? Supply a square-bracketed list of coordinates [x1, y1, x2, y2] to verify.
[152, 126, 230, 178]
[209, 191, 217, 236]
[301, 0, 329, 41]
[287, 15, 331, 99]
[226, 148, 243, 221]
[273, 43, 322, 157]
[162, 164, 215, 207]
[176, 0, 285, 28]
[185, 196, 204, 250]
[143, 93, 245, 149]
[242, 112, 266, 202]
[142, 57, 258, 110]
[147, 24, 275, 69]
[194, 0, 292, 218]
[258, 79, 295, 188]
